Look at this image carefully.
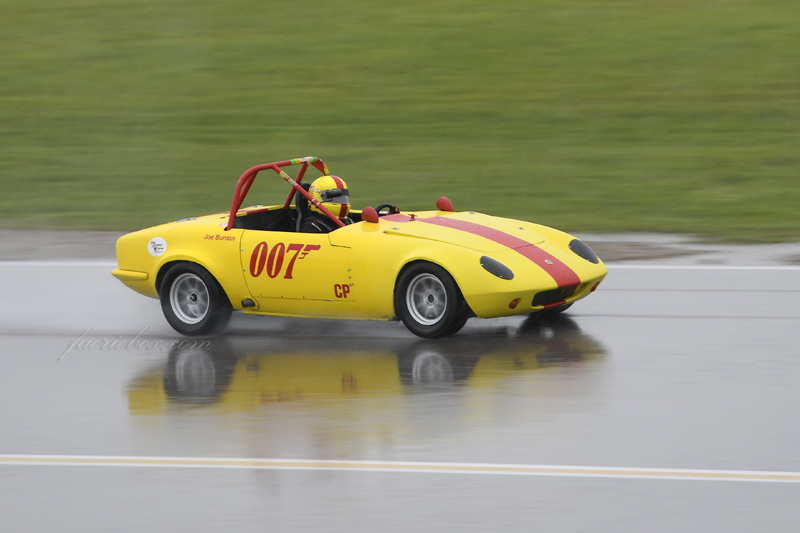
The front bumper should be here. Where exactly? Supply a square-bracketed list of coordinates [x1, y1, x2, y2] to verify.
[111, 269, 148, 282]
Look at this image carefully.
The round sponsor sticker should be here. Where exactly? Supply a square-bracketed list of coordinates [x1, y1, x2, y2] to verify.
[147, 237, 167, 257]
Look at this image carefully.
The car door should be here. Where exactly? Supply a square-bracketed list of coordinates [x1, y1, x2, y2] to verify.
[240, 230, 352, 305]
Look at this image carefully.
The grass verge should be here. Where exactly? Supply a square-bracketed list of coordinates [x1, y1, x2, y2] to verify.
[1, 0, 799, 241]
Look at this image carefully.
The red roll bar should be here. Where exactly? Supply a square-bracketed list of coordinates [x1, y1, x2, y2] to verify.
[225, 157, 345, 231]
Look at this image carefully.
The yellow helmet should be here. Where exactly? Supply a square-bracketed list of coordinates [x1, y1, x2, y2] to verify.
[309, 175, 350, 218]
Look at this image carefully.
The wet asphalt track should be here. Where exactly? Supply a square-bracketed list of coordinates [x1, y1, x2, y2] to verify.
[1, 260, 800, 532]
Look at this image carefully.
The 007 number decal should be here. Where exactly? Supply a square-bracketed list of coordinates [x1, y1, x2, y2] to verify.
[249, 243, 321, 279]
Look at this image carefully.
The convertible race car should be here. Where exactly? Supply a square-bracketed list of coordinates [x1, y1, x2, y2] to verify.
[112, 157, 607, 338]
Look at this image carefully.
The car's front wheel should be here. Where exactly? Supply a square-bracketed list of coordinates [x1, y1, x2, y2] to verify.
[160, 263, 232, 336]
[395, 262, 467, 338]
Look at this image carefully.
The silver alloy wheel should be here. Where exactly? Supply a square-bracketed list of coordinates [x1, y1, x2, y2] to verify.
[405, 273, 447, 325]
[170, 273, 210, 324]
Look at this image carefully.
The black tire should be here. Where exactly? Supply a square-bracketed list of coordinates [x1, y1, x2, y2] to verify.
[159, 263, 232, 336]
[444, 312, 470, 336]
[395, 262, 466, 338]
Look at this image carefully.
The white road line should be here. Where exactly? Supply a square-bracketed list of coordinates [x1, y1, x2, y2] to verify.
[0, 261, 117, 267]
[1, 455, 799, 483]
[607, 264, 800, 271]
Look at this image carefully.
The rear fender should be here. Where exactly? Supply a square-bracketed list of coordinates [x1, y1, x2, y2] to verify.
[115, 225, 248, 308]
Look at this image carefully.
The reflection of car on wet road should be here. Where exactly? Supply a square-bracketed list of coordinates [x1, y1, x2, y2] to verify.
[128, 315, 606, 412]
[112, 157, 607, 339]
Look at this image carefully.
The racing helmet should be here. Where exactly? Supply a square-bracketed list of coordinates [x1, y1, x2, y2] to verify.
[309, 175, 350, 218]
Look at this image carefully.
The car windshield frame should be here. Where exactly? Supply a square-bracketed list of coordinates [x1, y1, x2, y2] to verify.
[225, 157, 345, 231]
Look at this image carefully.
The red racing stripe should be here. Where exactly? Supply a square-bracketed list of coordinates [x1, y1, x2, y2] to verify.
[382, 214, 413, 222]
[419, 217, 581, 288]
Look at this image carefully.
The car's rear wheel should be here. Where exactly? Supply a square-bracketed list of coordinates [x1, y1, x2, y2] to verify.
[160, 263, 232, 336]
[395, 263, 467, 338]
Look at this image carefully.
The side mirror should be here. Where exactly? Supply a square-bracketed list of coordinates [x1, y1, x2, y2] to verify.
[436, 196, 454, 212]
[362, 206, 380, 223]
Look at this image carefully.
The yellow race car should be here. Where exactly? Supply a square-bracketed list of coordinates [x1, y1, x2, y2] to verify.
[112, 157, 607, 338]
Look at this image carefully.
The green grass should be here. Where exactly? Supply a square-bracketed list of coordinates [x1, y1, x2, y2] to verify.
[2, 0, 799, 241]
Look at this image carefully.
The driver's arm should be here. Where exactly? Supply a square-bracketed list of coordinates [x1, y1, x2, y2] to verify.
[300, 213, 336, 233]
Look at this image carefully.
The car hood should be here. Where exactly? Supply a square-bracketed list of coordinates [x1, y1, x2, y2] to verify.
[378, 212, 546, 253]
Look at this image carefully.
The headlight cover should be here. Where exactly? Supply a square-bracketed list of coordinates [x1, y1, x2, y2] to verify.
[480, 256, 514, 280]
[568, 239, 599, 264]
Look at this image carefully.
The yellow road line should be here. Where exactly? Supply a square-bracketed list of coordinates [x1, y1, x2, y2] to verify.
[1, 455, 799, 483]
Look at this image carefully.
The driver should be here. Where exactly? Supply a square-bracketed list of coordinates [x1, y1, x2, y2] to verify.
[300, 175, 353, 233]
